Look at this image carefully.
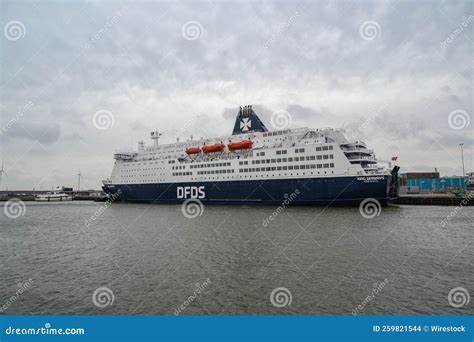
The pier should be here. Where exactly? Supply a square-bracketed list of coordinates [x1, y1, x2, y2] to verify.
[396, 193, 473, 206]
[0, 190, 105, 202]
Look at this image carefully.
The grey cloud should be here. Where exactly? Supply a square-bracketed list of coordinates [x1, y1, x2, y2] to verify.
[1, 0, 472, 189]
[2, 122, 61, 144]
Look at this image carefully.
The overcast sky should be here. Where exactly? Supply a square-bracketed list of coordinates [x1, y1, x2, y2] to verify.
[1, 0, 472, 190]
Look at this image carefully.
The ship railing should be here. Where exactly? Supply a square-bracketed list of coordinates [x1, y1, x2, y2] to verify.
[340, 140, 367, 147]
[342, 147, 373, 153]
[113, 152, 137, 160]
[347, 155, 376, 161]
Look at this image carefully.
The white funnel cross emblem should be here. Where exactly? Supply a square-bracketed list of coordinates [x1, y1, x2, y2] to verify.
[240, 118, 252, 131]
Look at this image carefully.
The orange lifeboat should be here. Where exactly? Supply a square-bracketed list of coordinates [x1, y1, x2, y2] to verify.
[185, 147, 201, 155]
[201, 143, 225, 153]
[228, 140, 253, 151]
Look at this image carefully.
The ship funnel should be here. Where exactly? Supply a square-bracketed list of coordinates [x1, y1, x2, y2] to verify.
[232, 104, 268, 135]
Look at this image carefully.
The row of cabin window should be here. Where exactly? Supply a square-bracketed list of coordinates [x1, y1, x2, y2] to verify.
[197, 169, 235, 175]
[257, 145, 333, 158]
[121, 174, 165, 178]
[172, 165, 186, 170]
[172, 172, 192, 176]
[122, 167, 165, 172]
[262, 130, 289, 137]
[239, 163, 335, 172]
[248, 155, 334, 165]
[190, 162, 231, 169]
[122, 161, 165, 167]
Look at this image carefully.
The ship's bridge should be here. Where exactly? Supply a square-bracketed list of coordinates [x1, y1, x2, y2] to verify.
[114, 152, 137, 161]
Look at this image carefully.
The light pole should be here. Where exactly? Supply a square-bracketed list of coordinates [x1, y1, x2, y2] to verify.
[460, 143, 466, 192]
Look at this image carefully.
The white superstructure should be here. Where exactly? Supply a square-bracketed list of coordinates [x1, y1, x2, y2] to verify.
[104, 127, 387, 186]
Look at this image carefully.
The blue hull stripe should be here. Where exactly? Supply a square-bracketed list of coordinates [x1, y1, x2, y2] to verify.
[103, 176, 397, 206]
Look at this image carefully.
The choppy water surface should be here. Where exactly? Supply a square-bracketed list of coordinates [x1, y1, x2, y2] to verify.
[0, 201, 472, 315]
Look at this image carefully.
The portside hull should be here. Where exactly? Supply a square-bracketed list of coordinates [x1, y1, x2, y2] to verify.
[103, 175, 397, 206]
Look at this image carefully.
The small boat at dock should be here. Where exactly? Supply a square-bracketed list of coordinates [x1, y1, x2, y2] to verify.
[35, 193, 73, 202]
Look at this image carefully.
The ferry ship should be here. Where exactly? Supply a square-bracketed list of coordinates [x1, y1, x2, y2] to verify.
[102, 106, 399, 206]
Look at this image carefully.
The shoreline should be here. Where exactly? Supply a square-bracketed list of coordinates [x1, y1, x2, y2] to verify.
[1, 194, 473, 206]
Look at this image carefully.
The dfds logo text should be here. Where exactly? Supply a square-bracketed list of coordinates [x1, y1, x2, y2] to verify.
[177, 186, 205, 199]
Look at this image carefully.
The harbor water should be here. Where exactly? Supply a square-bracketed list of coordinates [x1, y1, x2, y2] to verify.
[0, 201, 472, 315]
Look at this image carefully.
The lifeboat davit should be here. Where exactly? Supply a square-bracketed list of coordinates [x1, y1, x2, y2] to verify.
[185, 147, 201, 155]
[228, 140, 253, 151]
[201, 143, 225, 153]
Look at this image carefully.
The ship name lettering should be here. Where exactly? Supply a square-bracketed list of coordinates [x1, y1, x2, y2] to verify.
[177, 186, 205, 199]
[357, 176, 384, 182]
